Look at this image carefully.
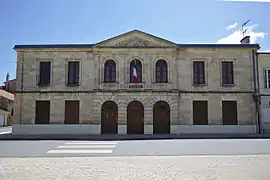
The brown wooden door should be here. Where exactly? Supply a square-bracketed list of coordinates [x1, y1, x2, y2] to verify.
[153, 101, 170, 134]
[127, 101, 144, 134]
[222, 101, 238, 125]
[101, 101, 118, 134]
[35, 101, 50, 124]
[65, 101, 80, 124]
[193, 101, 208, 125]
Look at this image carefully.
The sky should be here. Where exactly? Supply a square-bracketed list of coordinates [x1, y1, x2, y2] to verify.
[0, 0, 269, 84]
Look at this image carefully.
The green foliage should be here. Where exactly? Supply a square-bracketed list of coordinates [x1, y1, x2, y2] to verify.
[7, 113, 12, 126]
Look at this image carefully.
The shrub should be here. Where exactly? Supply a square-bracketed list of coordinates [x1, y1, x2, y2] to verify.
[7, 113, 12, 126]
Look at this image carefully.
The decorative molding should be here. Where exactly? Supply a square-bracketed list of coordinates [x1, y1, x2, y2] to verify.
[128, 84, 143, 88]
[14, 90, 254, 93]
[109, 37, 160, 47]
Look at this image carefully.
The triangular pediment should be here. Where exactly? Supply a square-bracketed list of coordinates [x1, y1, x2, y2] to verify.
[93, 30, 176, 48]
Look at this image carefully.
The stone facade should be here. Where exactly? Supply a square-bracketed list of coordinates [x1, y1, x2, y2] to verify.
[258, 53, 270, 132]
[12, 30, 260, 134]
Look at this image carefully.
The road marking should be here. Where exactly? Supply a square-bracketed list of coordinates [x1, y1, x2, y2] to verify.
[56, 145, 116, 148]
[65, 142, 118, 145]
[46, 141, 118, 154]
[47, 149, 113, 154]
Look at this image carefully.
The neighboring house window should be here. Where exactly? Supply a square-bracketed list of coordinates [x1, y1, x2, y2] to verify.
[193, 61, 205, 85]
[156, 60, 168, 83]
[222, 61, 234, 85]
[68, 61, 80, 85]
[264, 69, 270, 88]
[222, 101, 238, 125]
[39, 62, 51, 85]
[65, 100, 80, 124]
[35, 101, 50, 124]
[193, 101, 208, 125]
[104, 60, 116, 82]
[130, 59, 142, 82]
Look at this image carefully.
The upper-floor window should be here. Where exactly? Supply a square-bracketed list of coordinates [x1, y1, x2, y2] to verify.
[39, 61, 51, 85]
[222, 61, 234, 85]
[67, 61, 80, 85]
[193, 61, 205, 85]
[104, 60, 116, 82]
[264, 69, 270, 88]
[156, 60, 168, 83]
[130, 59, 142, 83]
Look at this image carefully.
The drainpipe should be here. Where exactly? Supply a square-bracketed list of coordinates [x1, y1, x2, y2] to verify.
[255, 52, 262, 133]
[252, 49, 261, 134]
[19, 52, 24, 126]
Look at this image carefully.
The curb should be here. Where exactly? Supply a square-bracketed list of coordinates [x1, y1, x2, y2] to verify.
[0, 133, 270, 141]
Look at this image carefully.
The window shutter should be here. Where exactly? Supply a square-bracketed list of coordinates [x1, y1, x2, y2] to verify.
[74, 62, 79, 84]
[39, 62, 51, 84]
[156, 62, 161, 83]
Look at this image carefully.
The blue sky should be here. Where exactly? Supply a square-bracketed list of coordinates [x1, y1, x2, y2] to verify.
[0, 0, 269, 84]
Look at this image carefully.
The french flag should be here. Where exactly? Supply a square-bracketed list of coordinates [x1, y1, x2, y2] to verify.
[132, 67, 137, 83]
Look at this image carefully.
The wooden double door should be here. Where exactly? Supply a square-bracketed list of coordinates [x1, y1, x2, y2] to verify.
[127, 101, 144, 134]
[101, 100, 170, 135]
[101, 101, 118, 134]
[153, 101, 170, 134]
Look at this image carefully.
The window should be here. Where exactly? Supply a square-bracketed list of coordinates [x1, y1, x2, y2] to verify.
[104, 60, 116, 82]
[193, 61, 205, 85]
[156, 60, 168, 83]
[222, 101, 238, 125]
[65, 100, 80, 124]
[222, 61, 234, 85]
[130, 59, 142, 82]
[264, 69, 270, 88]
[39, 62, 51, 85]
[35, 101, 50, 124]
[193, 101, 208, 125]
[67, 61, 80, 85]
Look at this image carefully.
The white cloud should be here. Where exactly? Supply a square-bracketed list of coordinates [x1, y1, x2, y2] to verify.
[216, 24, 268, 44]
[226, 22, 238, 30]
[222, 0, 270, 2]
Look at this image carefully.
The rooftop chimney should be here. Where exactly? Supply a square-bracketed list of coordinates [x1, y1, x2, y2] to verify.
[6, 73, 10, 82]
[5, 73, 10, 91]
[240, 36, 250, 44]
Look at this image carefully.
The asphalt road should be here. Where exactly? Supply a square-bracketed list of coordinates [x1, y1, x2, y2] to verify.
[0, 139, 270, 157]
[1, 139, 270, 179]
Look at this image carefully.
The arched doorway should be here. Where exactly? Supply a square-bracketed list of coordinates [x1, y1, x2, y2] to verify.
[101, 101, 118, 134]
[153, 101, 170, 134]
[127, 101, 144, 134]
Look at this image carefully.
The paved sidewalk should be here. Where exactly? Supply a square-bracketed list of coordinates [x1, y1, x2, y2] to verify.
[0, 126, 12, 135]
[0, 155, 270, 180]
[0, 132, 270, 140]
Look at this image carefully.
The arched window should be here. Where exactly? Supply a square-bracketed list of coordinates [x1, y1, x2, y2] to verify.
[130, 59, 142, 83]
[156, 60, 168, 83]
[104, 60, 116, 82]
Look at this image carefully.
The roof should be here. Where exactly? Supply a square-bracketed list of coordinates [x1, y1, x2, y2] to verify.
[13, 29, 260, 50]
[257, 52, 270, 54]
[3, 79, 16, 84]
[13, 43, 260, 49]
[14, 44, 95, 49]
[0, 90, 14, 101]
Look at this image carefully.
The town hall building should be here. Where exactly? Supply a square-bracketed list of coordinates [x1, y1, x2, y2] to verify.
[12, 29, 264, 135]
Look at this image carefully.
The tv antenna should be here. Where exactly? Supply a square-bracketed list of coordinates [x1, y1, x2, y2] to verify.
[241, 19, 251, 38]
